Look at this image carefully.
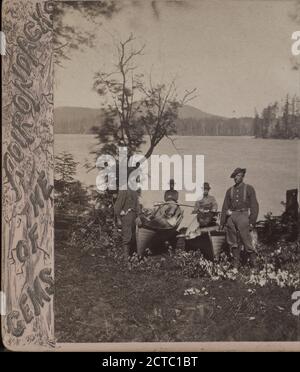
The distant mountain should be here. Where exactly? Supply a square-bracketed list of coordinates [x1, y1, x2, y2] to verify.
[54, 107, 103, 134]
[178, 104, 225, 120]
[54, 105, 254, 136]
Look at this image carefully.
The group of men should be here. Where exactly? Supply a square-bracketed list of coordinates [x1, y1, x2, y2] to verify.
[114, 167, 259, 269]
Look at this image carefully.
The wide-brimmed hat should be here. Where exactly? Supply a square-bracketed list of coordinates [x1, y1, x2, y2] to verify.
[230, 168, 246, 178]
[203, 182, 211, 190]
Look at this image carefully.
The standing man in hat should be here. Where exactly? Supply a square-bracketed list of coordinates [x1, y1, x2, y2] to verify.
[114, 168, 140, 262]
[164, 179, 179, 203]
[193, 182, 218, 227]
[220, 168, 259, 269]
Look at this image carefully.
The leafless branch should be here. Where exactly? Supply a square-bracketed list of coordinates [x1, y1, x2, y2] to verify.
[181, 88, 197, 104]
[165, 134, 180, 154]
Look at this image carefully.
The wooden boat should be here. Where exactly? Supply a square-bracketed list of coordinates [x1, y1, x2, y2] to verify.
[186, 228, 226, 261]
[176, 213, 227, 261]
[136, 202, 184, 256]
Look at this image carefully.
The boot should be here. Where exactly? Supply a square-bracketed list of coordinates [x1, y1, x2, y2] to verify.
[249, 252, 258, 268]
[231, 246, 240, 270]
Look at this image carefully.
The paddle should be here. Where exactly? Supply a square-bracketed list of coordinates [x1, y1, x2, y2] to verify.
[153, 202, 194, 208]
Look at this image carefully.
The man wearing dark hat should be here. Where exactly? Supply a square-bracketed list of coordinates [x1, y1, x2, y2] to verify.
[220, 168, 259, 269]
[164, 179, 179, 203]
[193, 182, 218, 227]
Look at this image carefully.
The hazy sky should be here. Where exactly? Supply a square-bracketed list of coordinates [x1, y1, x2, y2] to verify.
[55, 0, 299, 117]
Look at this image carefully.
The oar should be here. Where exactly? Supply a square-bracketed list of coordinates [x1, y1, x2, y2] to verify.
[153, 202, 195, 208]
[153, 202, 221, 213]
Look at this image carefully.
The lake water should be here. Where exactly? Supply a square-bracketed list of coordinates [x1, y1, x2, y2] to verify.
[55, 134, 298, 227]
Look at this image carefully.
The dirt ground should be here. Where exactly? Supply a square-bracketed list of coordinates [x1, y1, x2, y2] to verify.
[55, 236, 299, 343]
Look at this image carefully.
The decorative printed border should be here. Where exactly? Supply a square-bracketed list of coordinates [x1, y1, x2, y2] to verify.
[2, 0, 54, 350]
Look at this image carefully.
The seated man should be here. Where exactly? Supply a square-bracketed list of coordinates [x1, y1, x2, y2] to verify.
[164, 179, 179, 203]
[193, 182, 218, 227]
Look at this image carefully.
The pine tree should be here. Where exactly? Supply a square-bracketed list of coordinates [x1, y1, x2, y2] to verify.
[270, 102, 279, 137]
[282, 95, 290, 139]
[295, 97, 300, 138]
[55, 151, 78, 183]
[54, 152, 90, 213]
[261, 106, 271, 138]
[290, 96, 297, 138]
[253, 109, 261, 138]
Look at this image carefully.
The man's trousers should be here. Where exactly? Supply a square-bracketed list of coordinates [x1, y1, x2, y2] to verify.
[225, 211, 254, 253]
[121, 212, 137, 258]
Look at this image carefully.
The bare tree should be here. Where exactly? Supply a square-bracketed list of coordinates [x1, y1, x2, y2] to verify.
[139, 81, 196, 159]
[92, 34, 196, 161]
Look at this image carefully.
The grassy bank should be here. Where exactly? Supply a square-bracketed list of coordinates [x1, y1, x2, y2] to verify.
[55, 227, 300, 342]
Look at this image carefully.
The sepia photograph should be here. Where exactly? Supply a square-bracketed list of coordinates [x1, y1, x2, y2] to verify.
[53, 0, 299, 345]
[1, 0, 300, 351]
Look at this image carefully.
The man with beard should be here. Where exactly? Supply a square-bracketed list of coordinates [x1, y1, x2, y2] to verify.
[220, 168, 259, 269]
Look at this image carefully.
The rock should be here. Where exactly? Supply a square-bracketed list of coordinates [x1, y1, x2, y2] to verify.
[174, 309, 181, 317]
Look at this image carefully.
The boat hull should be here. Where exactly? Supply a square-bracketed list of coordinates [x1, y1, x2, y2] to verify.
[183, 230, 227, 261]
[136, 226, 179, 256]
[137, 203, 184, 256]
